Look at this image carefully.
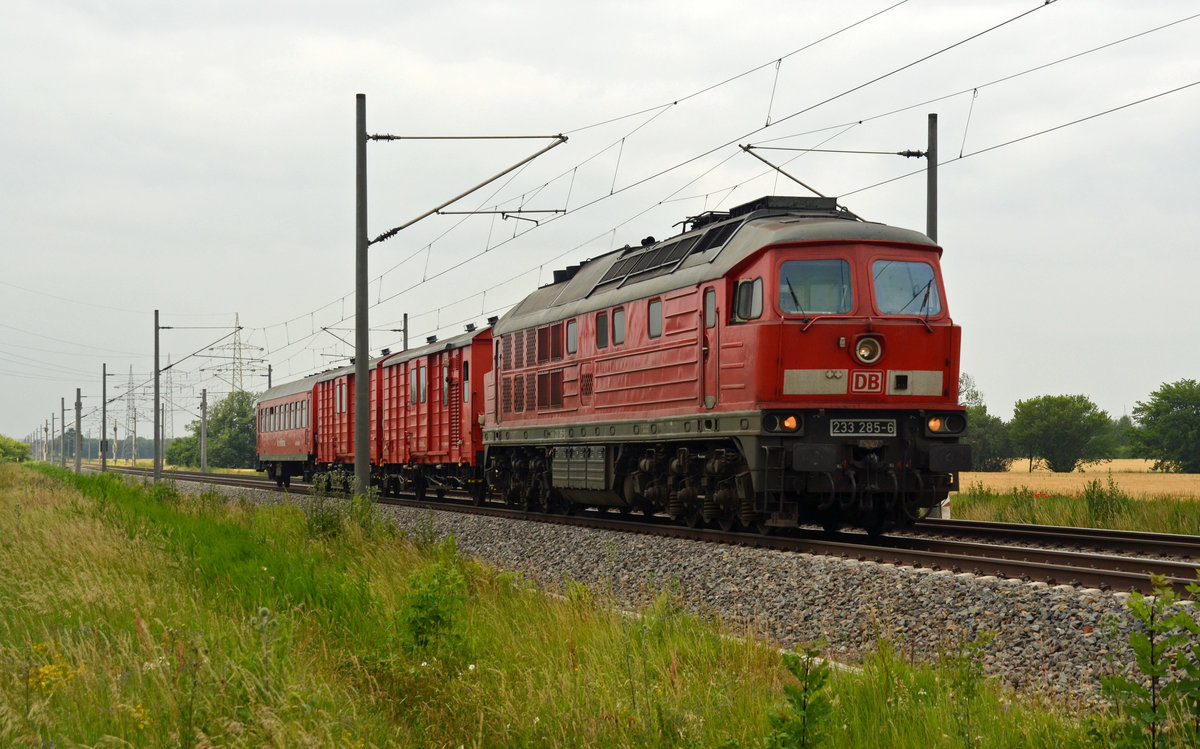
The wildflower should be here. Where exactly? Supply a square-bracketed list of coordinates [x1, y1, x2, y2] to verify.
[133, 703, 150, 730]
[468, 664, 475, 671]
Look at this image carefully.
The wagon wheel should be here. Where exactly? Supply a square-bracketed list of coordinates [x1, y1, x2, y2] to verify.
[470, 482, 486, 506]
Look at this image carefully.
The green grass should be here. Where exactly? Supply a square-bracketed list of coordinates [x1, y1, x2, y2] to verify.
[0, 464, 1127, 747]
[954, 477, 1200, 534]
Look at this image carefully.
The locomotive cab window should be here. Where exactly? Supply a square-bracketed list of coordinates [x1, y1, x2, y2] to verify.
[648, 299, 662, 338]
[733, 277, 763, 321]
[779, 259, 853, 315]
[704, 288, 716, 329]
[872, 260, 941, 316]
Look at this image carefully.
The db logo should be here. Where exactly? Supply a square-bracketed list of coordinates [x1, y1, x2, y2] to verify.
[851, 370, 884, 393]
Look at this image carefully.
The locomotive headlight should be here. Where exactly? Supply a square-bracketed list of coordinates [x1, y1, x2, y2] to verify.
[854, 336, 882, 365]
[926, 413, 967, 435]
[763, 413, 802, 433]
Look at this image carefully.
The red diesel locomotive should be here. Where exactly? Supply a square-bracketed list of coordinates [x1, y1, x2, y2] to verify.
[256, 195, 970, 532]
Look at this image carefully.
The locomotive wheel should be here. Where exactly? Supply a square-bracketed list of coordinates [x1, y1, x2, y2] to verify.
[716, 513, 738, 532]
[684, 510, 704, 528]
[820, 506, 842, 533]
[862, 509, 886, 537]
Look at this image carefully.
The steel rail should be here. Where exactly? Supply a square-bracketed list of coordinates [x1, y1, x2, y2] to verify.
[96, 466, 1198, 596]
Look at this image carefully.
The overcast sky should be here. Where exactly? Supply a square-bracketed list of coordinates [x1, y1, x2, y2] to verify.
[3, 0, 1198, 445]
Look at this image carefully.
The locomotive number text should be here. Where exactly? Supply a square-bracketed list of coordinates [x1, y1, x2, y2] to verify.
[829, 418, 896, 437]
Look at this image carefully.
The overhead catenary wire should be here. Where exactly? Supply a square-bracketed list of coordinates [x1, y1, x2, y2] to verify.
[242, 3, 1197, 389]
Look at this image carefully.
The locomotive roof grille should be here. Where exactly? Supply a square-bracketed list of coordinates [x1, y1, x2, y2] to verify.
[588, 196, 852, 294]
[592, 220, 742, 292]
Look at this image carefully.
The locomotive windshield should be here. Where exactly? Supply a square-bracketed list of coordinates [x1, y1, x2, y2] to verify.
[778, 259, 853, 315]
[872, 260, 941, 316]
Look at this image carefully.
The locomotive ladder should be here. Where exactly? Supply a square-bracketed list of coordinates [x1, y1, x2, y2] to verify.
[449, 382, 462, 448]
[760, 444, 788, 515]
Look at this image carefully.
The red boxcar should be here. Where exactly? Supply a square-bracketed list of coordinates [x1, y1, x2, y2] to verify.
[375, 328, 493, 500]
[483, 196, 970, 532]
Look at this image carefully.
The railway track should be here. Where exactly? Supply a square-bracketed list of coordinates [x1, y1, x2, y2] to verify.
[96, 465, 1200, 596]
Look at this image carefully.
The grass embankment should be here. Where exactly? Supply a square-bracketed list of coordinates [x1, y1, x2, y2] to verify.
[955, 459, 1200, 534]
[1, 464, 1109, 746]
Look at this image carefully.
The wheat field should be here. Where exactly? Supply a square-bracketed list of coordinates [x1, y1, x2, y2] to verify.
[959, 459, 1200, 499]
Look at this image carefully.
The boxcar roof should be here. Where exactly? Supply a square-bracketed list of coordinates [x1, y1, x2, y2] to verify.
[493, 196, 936, 335]
[378, 327, 490, 368]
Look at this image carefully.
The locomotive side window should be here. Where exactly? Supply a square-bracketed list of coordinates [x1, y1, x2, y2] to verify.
[734, 278, 763, 321]
[419, 365, 428, 403]
[597, 311, 609, 349]
[537, 327, 550, 364]
[704, 288, 716, 329]
[612, 307, 626, 345]
[566, 319, 578, 354]
[779, 259, 853, 315]
[410, 368, 419, 404]
[872, 260, 941, 316]
[648, 299, 662, 338]
[463, 361, 470, 403]
[550, 322, 564, 360]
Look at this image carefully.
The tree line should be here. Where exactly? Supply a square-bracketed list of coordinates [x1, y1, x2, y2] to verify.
[961, 375, 1200, 473]
[6, 377, 1197, 475]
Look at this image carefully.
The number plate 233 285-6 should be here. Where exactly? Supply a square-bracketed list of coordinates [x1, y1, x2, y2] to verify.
[829, 419, 896, 437]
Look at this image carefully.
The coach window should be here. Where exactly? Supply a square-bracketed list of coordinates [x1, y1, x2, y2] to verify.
[648, 298, 662, 338]
[597, 311, 609, 349]
[566, 319, 578, 354]
[704, 288, 717, 329]
[733, 277, 763, 321]
[612, 307, 626, 345]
